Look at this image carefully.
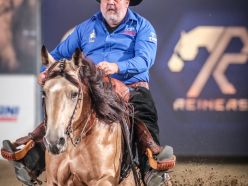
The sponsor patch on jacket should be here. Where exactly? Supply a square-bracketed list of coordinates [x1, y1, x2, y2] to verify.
[122, 27, 136, 36]
[89, 29, 96, 43]
[149, 32, 157, 44]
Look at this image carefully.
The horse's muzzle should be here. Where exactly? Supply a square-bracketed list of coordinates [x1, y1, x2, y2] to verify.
[43, 136, 66, 155]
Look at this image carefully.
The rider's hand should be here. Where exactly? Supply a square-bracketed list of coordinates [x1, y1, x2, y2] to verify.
[96, 61, 119, 75]
[37, 71, 47, 85]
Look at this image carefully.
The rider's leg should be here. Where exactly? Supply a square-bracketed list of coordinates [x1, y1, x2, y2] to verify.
[129, 87, 159, 169]
[129, 87, 174, 185]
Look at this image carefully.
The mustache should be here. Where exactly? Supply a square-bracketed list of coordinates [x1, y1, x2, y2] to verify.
[106, 5, 116, 11]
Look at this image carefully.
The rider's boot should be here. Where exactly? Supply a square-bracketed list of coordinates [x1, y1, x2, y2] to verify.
[134, 121, 176, 186]
[1, 123, 46, 185]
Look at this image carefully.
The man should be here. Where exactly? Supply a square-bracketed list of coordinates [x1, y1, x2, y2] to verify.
[2, 0, 175, 185]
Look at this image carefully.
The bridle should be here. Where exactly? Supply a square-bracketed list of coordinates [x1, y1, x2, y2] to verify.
[42, 60, 96, 146]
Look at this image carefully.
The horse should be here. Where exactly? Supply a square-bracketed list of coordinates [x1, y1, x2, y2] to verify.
[0, 0, 37, 72]
[0, 0, 20, 71]
[41, 46, 140, 186]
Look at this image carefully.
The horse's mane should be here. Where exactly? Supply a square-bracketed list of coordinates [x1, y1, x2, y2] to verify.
[79, 58, 128, 124]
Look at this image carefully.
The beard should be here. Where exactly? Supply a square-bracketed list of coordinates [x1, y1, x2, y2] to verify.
[101, 4, 123, 26]
[104, 13, 119, 25]
[101, 3, 128, 27]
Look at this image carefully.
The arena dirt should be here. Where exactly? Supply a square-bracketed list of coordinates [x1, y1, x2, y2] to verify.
[0, 160, 248, 185]
[170, 161, 248, 186]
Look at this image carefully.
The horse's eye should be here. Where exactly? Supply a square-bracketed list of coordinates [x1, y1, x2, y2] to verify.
[71, 92, 78, 100]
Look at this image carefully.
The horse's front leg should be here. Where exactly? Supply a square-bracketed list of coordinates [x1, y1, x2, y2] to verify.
[87, 176, 118, 186]
[45, 152, 72, 186]
[45, 152, 59, 186]
[78, 122, 123, 186]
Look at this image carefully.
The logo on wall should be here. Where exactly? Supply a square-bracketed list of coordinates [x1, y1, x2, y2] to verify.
[0, 105, 20, 122]
[168, 26, 248, 112]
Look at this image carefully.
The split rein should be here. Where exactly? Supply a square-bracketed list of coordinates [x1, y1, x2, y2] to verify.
[42, 60, 94, 146]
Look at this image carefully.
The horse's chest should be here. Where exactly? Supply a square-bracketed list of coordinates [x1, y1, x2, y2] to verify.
[56, 157, 85, 185]
[46, 153, 85, 185]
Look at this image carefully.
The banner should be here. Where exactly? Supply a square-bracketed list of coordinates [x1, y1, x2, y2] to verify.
[0, 76, 36, 158]
[151, 2, 248, 156]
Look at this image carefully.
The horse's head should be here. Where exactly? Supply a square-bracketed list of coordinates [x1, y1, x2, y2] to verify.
[41, 46, 91, 154]
[41, 46, 126, 155]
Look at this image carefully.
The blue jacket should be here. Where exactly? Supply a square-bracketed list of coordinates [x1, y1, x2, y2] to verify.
[49, 9, 157, 84]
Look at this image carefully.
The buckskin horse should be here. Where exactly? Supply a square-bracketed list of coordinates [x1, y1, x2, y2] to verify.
[0, 0, 36, 71]
[1, 46, 175, 185]
[40, 46, 140, 186]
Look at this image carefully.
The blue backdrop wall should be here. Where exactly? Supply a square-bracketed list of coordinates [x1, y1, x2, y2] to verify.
[42, 0, 248, 157]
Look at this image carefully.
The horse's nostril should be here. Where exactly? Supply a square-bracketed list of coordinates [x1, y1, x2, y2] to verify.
[59, 137, 65, 146]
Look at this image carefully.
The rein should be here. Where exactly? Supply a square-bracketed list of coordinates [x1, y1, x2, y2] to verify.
[42, 60, 94, 146]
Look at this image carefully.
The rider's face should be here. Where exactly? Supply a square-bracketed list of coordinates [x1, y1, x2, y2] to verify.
[100, 0, 130, 27]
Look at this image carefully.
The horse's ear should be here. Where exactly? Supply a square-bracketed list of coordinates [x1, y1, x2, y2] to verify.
[41, 45, 56, 66]
[72, 48, 83, 67]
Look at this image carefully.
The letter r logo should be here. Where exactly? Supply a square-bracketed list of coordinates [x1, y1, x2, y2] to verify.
[168, 26, 248, 97]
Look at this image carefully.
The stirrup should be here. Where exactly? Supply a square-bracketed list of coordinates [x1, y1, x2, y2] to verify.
[1, 140, 43, 185]
[144, 169, 172, 186]
[1, 139, 35, 161]
[146, 146, 176, 171]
